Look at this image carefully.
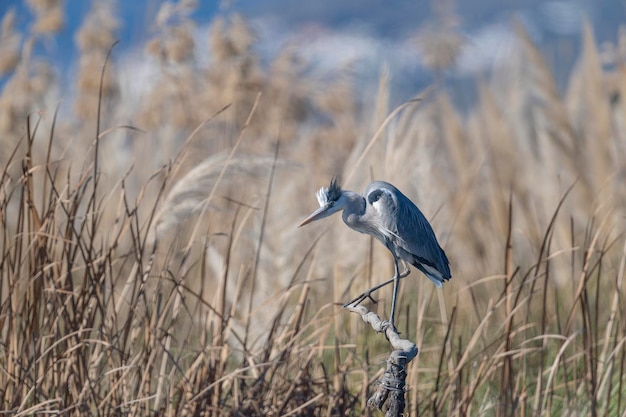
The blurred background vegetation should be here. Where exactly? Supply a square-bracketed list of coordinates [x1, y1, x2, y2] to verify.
[1, 0, 625, 415]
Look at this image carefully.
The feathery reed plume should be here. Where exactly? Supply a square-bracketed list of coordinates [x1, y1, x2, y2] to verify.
[151, 152, 289, 240]
[146, 0, 196, 64]
[74, 1, 119, 121]
[413, 0, 464, 81]
[0, 53, 53, 149]
[0, 8, 21, 76]
[27, 0, 64, 35]
[566, 19, 613, 196]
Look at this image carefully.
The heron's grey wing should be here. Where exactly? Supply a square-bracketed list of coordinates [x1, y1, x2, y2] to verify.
[364, 186, 400, 240]
[366, 185, 451, 283]
[395, 193, 451, 281]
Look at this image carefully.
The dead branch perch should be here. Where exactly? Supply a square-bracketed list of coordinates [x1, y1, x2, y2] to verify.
[346, 305, 418, 417]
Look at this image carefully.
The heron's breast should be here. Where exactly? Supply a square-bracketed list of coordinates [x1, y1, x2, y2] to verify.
[343, 212, 389, 243]
[342, 212, 361, 230]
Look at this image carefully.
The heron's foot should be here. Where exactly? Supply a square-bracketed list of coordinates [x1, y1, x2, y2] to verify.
[342, 290, 378, 308]
[343, 268, 410, 309]
[383, 320, 399, 334]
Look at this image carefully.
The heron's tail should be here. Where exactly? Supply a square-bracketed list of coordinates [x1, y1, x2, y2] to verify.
[415, 262, 450, 288]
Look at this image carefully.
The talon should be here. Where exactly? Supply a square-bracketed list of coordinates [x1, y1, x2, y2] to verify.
[343, 294, 365, 308]
[343, 290, 380, 308]
[366, 293, 378, 304]
[342, 266, 411, 316]
[388, 323, 400, 335]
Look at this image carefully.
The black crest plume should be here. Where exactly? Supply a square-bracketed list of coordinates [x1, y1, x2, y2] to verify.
[315, 177, 343, 207]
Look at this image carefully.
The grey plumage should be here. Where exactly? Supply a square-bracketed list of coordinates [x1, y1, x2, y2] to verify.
[300, 178, 451, 326]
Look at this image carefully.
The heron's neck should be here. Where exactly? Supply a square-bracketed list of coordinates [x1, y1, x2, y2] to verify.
[340, 190, 366, 223]
[343, 190, 364, 206]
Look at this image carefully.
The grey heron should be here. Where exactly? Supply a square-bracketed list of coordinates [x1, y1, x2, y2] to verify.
[299, 178, 451, 327]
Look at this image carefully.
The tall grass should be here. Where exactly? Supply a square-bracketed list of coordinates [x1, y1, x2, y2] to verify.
[1, 1, 625, 416]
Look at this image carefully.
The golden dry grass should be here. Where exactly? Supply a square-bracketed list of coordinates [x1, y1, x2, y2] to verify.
[1, 2, 625, 416]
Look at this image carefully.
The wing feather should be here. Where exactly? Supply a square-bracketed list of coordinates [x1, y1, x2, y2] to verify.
[365, 181, 451, 281]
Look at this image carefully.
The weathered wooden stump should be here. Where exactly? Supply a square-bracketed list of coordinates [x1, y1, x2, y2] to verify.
[346, 305, 418, 417]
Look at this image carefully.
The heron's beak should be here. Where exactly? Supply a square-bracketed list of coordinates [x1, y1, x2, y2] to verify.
[299, 205, 332, 227]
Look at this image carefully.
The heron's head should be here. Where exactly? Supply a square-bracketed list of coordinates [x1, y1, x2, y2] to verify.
[299, 178, 344, 227]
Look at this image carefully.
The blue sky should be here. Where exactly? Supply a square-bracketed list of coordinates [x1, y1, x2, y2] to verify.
[1, 0, 624, 104]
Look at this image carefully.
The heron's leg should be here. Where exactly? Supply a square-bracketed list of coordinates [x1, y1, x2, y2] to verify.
[389, 258, 402, 327]
[342, 260, 410, 309]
